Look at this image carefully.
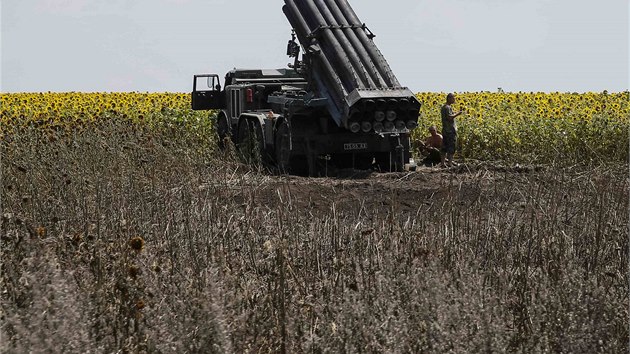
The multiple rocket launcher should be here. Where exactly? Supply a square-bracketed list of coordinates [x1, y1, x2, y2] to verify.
[282, 0, 421, 134]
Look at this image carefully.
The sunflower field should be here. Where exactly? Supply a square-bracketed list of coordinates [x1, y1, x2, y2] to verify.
[414, 91, 629, 163]
[1, 91, 628, 164]
[0, 93, 215, 151]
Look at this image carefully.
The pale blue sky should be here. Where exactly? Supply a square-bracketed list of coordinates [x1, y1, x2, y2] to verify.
[1, 0, 628, 93]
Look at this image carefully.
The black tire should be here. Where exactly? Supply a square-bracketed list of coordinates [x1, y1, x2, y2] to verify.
[375, 152, 404, 172]
[237, 119, 264, 166]
[216, 113, 230, 150]
[275, 121, 307, 175]
[275, 120, 292, 174]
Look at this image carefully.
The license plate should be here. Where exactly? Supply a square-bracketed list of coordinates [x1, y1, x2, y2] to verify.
[344, 143, 368, 151]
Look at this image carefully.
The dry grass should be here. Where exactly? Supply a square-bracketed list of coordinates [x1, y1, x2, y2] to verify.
[1, 118, 628, 353]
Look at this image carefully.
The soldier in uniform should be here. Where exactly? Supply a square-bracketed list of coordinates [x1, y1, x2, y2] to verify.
[440, 93, 465, 167]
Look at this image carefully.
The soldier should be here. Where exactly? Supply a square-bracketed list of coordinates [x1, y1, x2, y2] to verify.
[440, 93, 464, 167]
[418, 126, 442, 166]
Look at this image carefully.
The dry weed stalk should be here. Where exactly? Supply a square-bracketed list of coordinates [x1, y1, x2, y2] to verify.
[1, 118, 627, 353]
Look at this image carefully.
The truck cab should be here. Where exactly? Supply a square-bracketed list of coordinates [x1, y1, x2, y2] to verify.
[191, 74, 224, 111]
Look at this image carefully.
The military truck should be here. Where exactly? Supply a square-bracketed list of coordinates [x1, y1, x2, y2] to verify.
[192, 0, 421, 175]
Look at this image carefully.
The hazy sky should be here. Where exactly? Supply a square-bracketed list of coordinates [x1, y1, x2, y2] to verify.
[1, 0, 628, 93]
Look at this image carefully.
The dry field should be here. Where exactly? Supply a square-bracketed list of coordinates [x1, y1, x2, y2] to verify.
[1, 116, 627, 353]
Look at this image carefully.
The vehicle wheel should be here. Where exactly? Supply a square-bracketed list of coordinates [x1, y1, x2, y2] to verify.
[375, 152, 403, 172]
[216, 113, 230, 149]
[275, 121, 308, 175]
[237, 119, 264, 166]
[275, 120, 292, 174]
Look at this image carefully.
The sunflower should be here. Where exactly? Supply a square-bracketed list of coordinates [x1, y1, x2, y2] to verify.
[129, 236, 145, 252]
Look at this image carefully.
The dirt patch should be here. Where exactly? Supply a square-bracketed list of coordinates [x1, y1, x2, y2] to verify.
[224, 162, 544, 217]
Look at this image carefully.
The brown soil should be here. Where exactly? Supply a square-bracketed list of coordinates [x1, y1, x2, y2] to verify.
[223, 163, 546, 217]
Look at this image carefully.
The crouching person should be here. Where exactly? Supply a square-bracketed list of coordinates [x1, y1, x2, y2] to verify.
[418, 126, 443, 166]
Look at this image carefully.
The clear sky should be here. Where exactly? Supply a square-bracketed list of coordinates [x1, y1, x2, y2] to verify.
[1, 0, 628, 93]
